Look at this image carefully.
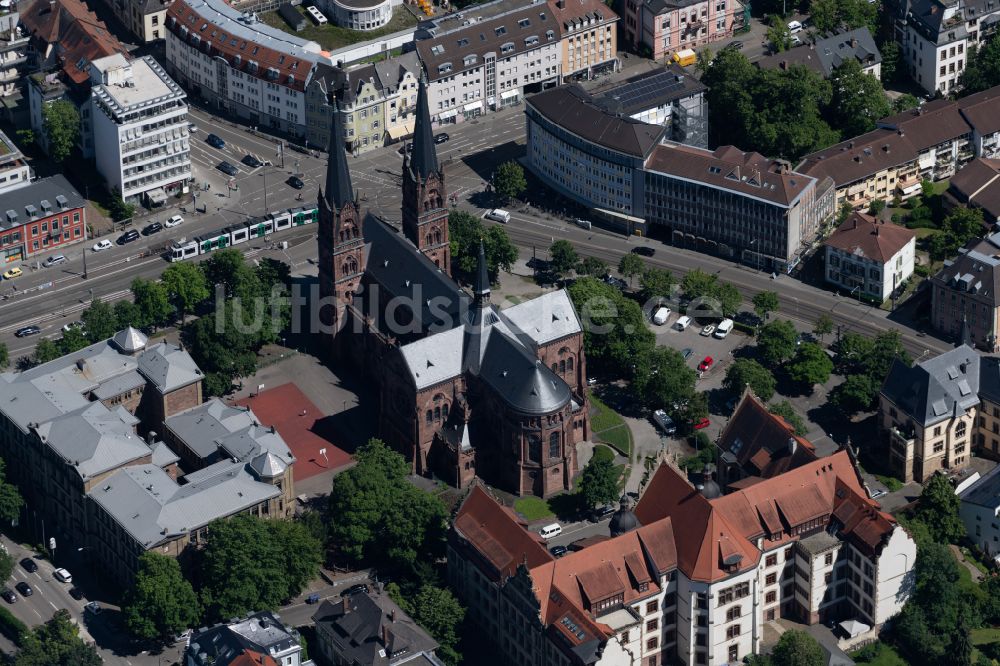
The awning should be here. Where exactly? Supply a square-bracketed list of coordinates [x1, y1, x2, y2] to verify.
[899, 182, 922, 195]
[464, 101, 483, 112]
[439, 109, 458, 120]
[145, 187, 167, 205]
[500, 90, 519, 100]
[386, 118, 416, 140]
[839, 620, 870, 638]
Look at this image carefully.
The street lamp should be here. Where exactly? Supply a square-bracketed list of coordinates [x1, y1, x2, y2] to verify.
[748, 238, 762, 273]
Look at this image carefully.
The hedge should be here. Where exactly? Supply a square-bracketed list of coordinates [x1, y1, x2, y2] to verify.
[0, 605, 28, 646]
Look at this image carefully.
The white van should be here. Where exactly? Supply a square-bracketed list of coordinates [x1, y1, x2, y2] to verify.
[53, 568, 72, 583]
[714, 318, 734, 339]
[652, 306, 671, 325]
[787, 20, 802, 33]
[575, 219, 592, 230]
[674, 315, 692, 331]
[539, 523, 562, 539]
[485, 209, 510, 224]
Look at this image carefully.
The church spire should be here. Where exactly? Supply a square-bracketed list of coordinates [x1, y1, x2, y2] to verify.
[473, 239, 490, 305]
[324, 98, 354, 211]
[959, 314, 972, 347]
[408, 74, 439, 183]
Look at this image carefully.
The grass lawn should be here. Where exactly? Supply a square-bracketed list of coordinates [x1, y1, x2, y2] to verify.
[259, 7, 417, 52]
[513, 496, 554, 521]
[596, 425, 632, 458]
[972, 627, 1000, 645]
[875, 474, 903, 492]
[850, 642, 908, 666]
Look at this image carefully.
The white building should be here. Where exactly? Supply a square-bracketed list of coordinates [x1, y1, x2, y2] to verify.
[0, 130, 32, 194]
[960, 464, 1000, 560]
[0, 12, 28, 97]
[164, 0, 325, 137]
[89, 54, 191, 205]
[902, 0, 1000, 95]
[319, 0, 396, 31]
[824, 211, 917, 303]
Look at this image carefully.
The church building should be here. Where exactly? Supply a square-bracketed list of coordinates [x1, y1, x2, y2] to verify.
[316, 78, 590, 497]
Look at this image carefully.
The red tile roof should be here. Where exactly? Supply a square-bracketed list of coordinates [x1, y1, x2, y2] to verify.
[824, 212, 916, 264]
[718, 391, 817, 481]
[21, 0, 128, 85]
[231, 649, 279, 666]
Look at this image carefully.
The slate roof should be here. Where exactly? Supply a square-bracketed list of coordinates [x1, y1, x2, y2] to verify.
[502, 290, 583, 346]
[188, 612, 300, 666]
[645, 143, 815, 207]
[0, 175, 85, 236]
[36, 402, 151, 479]
[526, 84, 667, 158]
[324, 100, 354, 211]
[756, 27, 881, 78]
[824, 212, 916, 263]
[311, 592, 442, 666]
[138, 342, 202, 394]
[111, 326, 148, 354]
[959, 85, 1000, 136]
[929, 234, 1000, 309]
[880, 344, 981, 427]
[20, 0, 128, 85]
[478, 329, 571, 415]
[164, 398, 294, 466]
[407, 76, 439, 183]
[959, 462, 1000, 509]
[949, 157, 1000, 221]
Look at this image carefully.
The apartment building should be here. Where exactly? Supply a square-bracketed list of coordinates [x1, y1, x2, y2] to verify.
[824, 212, 916, 303]
[0, 175, 85, 263]
[318, 0, 397, 31]
[416, 1, 563, 123]
[880, 343, 989, 482]
[0, 130, 33, 195]
[449, 450, 915, 666]
[959, 458, 1000, 558]
[948, 157, 1000, 224]
[902, 0, 1000, 95]
[547, 0, 619, 81]
[0, 12, 28, 97]
[99, 0, 173, 43]
[0, 326, 298, 586]
[186, 612, 309, 666]
[930, 233, 1000, 351]
[621, 0, 746, 62]
[797, 85, 1000, 209]
[756, 27, 882, 79]
[89, 54, 191, 206]
[165, 0, 326, 137]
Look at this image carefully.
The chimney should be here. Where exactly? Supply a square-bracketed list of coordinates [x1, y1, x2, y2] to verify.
[390, 609, 396, 623]
[147, 431, 157, 444]
[342, 597, 350, 613]
[875, 226, 879, 236]
[853, 217, 857, 229]
[788, 437, 797, 456]
[850, 37, 858, 48]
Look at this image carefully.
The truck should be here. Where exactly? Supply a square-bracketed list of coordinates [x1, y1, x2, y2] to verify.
[672, 49, 697, 67]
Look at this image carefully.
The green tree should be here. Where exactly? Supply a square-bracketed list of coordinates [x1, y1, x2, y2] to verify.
[567, 277, 655, 376]
[579, 453, 620, 509]
[947, 612, 974, 666]
[766, 16, 792, 52]
[752, 291, 779, 320]
[130, 278, 173, 330]
[681, 269, 717, 300]
[13, 609, 101, 666]
[962, 37, 1000, 94]
[618, 253, 645, 287]
[328, 439, 447, 573]
[32, 338, 61, 365]
[810, 0, 840, 32]
[184, 312, 258, 396]
[113, 301, 142, 330]
[81, 298, 119, 342]
[929, 206, 985, 261]
[107, 192, 135, 223]
[771, 629, 824, 666]
[447, 210, 518, 280]
[715, 282, 742, 318]
[549, 240, 578, 277]
[896, 542, 971, 664]
[0, 549, 13, 585]
[161, 262, 210, 323]
[893, 92, 920, 113]
[639, 267, 676, 301]
[827, 59, 892, 138]
[881, 40, 901, 84]
[787, 342, 834, 388]
[122, 552, 200, 641]
[389, 584, 466, 666]
[0, 342, 7, 368]
[830, 373, 880, 413]
[632, 347, 699, 415]
[57, 325, 89, 356]
[757, 319, 798, 365]
[913, 473, 966, 543]
[868, 199, 886, 217]
[202, 248, 259, 300]
[199, 514, 322, 621]
[723, 358, 777, 401]
[769, 400, 809, 436]
[41, 100, 79, 165]
[813, 313, 834, 341]
[492, 160, 526, 202]
[578, 256, 609, 278]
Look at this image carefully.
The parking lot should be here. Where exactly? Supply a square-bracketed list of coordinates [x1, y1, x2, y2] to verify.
[647, 313, 750, 389]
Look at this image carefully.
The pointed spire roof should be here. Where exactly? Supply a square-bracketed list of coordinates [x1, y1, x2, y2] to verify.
[112, 326, 148, 353]
[959, 314, 972, 347]
[324, 99, 354, 210]
[409, 74, 439, 182]
[473, 239, 490, 300]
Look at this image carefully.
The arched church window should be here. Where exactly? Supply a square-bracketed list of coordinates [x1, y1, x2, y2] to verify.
[567, 357, 574, 372]
[549, 432, 561, 459]
[426, 410, 433, 425]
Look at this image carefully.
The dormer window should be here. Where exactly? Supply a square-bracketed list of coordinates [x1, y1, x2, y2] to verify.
[519, 18, 530, 27]
[464, 54, 477, 66]
[525, 35, 538, 46]
[431, 44, 445, 56]
[495, 25, 507, 36]
[501, 42, 515, 54]
[439, 62, 453, 74]
[546, 29, 554, 39]
[457, 38, 468, 46]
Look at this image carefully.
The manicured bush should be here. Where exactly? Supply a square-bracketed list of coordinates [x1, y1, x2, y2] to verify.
[0, 605, 28, 645]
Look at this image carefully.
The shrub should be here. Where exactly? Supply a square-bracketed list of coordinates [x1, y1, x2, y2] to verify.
[0, 606, 27, 645]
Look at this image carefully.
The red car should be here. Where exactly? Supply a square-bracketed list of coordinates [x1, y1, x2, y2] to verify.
[693, 417, 711, 430]
[698, 356, 713, 372]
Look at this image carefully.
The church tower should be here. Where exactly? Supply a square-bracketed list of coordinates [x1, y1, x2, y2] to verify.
[402, 76, 450, 275]
[317, 100, 364, 334]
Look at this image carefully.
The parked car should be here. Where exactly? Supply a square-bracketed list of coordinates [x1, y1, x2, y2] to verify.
[631, 246, 655, 257]
[19, 558, 37, 573]
[549, 545, 568, 558]
[397, 143, 414, 155]
[116, 229, 140, 245]
[68, 587, 84, 600]
[603, 275, 628, 290]
[92, 239, 113, 252]
[871, 489, 887, 499]
[692, 417, 711, 430]
[434, 133, 450, 144]
[53, 568, 72, 583]
[681, 348, 693, 359]
[698, 356, 713, 372]
[652, 408, 677, 436]
[142, 222, 163, 236]
[206, 133, 225, 149]
[43, 254, 67, 267]
[84, 601, 101, 615]
[0, 589, 15, 604]
[287, 176, 305, 189]
[62, 321, 83, 333]
[699, 324, 715, 337]
[14, 326, 40, 338]
[241, 154, 263, 168]
[484, 209, 510, 224]
[187, 123, 198, 133]
[305, 593, 321, 604]
[341, 583, 370, 598]
[14, 582, 31, 597]
[2, 267, 22, 280]
[217, 161, 239, 177]
[730, 41, 744, 49]
[589, 504, 615, 522]
[652, 306, 671, 325]
[165, 215, 184, 228]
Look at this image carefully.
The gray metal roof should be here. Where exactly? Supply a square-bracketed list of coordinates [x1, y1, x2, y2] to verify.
[138, 342, 202, 393]
[324, 101, 354, 211]
[880, 344, 981, 427]
[111, 326, 148, 354]
[0, 174, 85, 234]
[478, 330, 571, 415]
[960, 463, 1000, 509]
[501, 290, 582, 346]
[150, 440, 180, 468]
[165, 398, 294, 465]
[189, 612, 300, 666]
[36, 402, 151, 479]
[91, 369, 146, 401]
[407, 76, 439, 184]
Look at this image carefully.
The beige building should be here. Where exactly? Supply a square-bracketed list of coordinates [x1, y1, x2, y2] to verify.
[930, 234, 1000, 351]
[548, 0, 619, 82]
[100, 0, 173, 42]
